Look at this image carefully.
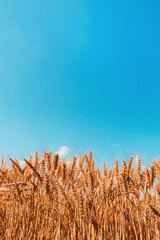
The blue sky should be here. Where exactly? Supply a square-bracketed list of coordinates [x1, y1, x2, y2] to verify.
[0, 0, 160, 167]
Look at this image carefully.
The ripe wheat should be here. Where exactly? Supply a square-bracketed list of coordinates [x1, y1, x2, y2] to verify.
[0, 152, 160, 239]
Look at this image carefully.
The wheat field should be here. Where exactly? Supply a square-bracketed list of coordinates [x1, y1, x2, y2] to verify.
[0, 151, 160, 239]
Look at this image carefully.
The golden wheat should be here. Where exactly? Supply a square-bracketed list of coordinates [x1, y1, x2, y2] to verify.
[0, 152, 160, 239]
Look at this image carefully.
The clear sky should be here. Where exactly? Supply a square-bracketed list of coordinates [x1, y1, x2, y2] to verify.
[0, 0, 160, 167]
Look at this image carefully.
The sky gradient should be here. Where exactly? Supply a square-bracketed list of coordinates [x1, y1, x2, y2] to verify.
[0, 0, 160, 167]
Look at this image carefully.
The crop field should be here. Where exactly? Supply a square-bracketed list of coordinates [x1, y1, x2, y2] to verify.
[0, 151, 160, 239]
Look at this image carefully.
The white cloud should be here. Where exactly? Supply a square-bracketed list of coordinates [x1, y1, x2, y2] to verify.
[18, 161, 25, 168]
[56, 146, 71, 157]
[141, 165, 146, 172]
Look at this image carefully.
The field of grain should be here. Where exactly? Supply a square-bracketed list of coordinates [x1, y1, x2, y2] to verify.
[0, 151, 160, 239]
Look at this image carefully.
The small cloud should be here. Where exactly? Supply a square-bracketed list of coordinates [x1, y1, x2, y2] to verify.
[141, 165, 146, 172]
[18, 161, 25, 168]
[56, 146, 71, 158]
